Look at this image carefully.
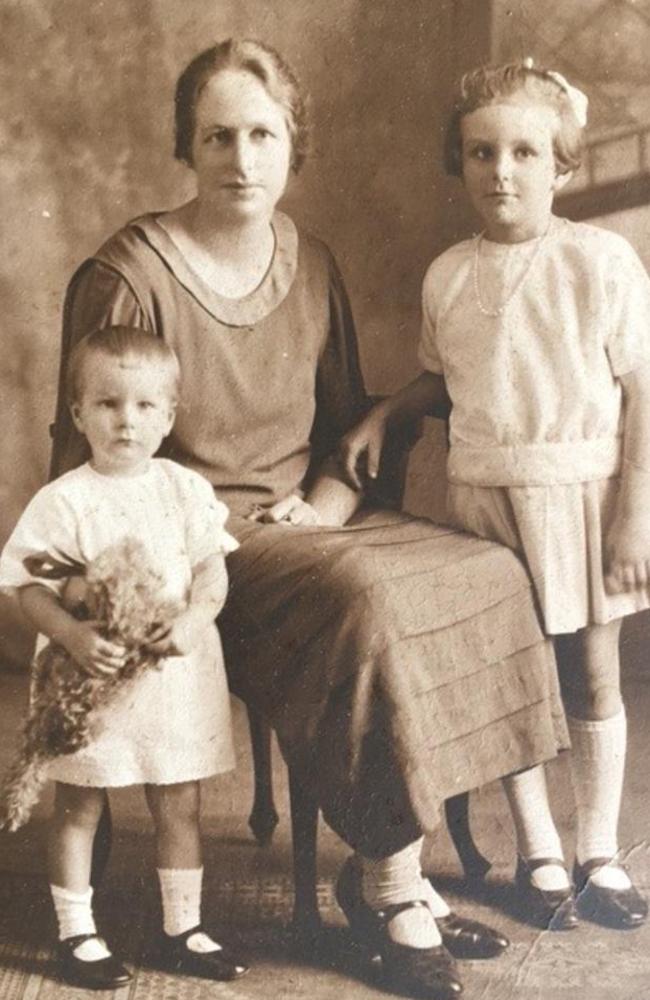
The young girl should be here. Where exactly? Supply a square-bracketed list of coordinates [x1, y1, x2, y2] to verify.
[342, 60, 650, 930]
[0, 327, 249, 988]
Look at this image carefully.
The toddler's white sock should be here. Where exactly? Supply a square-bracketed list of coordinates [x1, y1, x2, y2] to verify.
[50, 884, 110, 960]
[502, 765, 569, 891]
[569, 709, 630, 890]
[157, 867, 221, 953]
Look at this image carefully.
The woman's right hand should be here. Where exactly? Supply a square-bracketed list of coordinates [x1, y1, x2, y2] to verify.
[339, 407, 389, 490]
[61, 620, 127, 677]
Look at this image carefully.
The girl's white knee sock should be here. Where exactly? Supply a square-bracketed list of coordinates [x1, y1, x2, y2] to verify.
[157, 867, 222, 953]
[50, 884, 110, 960]
[569, 708, 630, 889]
[502, 765, 569, 891]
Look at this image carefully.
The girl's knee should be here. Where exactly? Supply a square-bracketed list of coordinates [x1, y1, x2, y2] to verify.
[146, 781, 201, 828]
[567, 685, 623, 721]
[52, 784, 106, 831]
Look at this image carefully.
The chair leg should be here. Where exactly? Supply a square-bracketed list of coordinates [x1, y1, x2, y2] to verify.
[90, 798, 113, 889]
[288, 763, 321, 933]
[444, 792, 491, 882]
[247, 708, 279, 846]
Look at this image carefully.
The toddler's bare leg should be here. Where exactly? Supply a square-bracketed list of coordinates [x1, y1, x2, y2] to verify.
[145, 780, 202, 869]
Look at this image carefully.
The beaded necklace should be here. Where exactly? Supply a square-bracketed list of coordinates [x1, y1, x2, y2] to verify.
[473, 226, 550, 318]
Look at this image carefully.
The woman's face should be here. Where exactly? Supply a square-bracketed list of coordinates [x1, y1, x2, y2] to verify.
[191, 68, 292, 223]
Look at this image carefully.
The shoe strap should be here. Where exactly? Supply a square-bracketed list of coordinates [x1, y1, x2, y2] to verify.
[61, 933, 107, 951]
[166, 924, 204, 945]
[521, 856, 568, 873]
[375, 899, 431, 924]
[576, 857, 627, 878]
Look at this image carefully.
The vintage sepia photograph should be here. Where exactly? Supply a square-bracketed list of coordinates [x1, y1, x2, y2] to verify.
[0, 1, 649, 998]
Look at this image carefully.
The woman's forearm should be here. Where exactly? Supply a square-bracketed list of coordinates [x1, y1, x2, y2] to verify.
[306, 457, 363, 526]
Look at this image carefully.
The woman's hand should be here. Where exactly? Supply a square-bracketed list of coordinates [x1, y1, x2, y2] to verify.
[339, 407, 389, 489]
[146, 606, 211, 657]
[252, 494, 321, 527]
[605, 510, 650, 593]
[61, 620, 127, 677]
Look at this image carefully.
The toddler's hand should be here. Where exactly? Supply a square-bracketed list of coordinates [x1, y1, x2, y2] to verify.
[146, 607, 209, 657]
[604, 513, 650, 593]
[62, 620, 127, 677]
[339, 409, 389, 490]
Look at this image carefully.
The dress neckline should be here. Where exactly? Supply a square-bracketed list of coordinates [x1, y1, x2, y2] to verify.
[130, 210, 299, 327]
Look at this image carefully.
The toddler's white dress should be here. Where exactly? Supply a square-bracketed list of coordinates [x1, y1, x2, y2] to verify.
[0, 459, 238, 786]
[419, 217, 650, 634]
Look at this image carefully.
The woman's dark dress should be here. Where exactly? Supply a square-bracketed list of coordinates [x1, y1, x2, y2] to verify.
[51, 212, 567, 856]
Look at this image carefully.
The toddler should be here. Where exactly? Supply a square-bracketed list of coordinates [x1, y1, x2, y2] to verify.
[343, 60, 650, 931]
[0, 327, 249, 987]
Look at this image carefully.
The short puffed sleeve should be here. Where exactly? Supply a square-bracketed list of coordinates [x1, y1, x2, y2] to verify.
[604, 236, 650, 376]
[0, 483, 83, 598]
[177, 468, 239, 566]
[417, 261, 444, 374]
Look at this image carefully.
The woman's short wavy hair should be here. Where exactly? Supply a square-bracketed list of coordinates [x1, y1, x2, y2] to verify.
[174, 38, 309, 173]
[444, 61, 585, 178]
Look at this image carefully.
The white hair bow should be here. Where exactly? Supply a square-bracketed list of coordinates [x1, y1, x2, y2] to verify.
[522, 57, 588, 127]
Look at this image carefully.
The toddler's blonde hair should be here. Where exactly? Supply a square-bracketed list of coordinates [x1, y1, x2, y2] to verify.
[66, 327, 181, 405]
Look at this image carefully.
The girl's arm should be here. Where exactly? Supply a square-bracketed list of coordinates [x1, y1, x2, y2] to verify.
[340, 371, 450, 489]
[605, 363, 650, 591]
[146, 554, 227, 656]
[19, 584, 126, 676]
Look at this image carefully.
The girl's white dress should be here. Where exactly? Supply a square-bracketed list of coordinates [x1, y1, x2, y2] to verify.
[419, 217, 650, 634]
[0, 459, 238, 786]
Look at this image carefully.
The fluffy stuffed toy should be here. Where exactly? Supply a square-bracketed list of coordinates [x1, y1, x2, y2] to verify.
[1, 536, 182, 831]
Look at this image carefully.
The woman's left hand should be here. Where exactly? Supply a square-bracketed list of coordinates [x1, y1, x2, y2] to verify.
[253, 493, 321, 527]
[604, 512, 650, 593]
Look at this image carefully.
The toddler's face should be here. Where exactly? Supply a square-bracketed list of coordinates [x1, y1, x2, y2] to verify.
[460, 100, 571, 242]
[71, 355, 176, 476]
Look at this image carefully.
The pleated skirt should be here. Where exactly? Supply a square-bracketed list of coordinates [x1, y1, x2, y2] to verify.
[221, 509, 568, 857]
[447, 478, 650, 636]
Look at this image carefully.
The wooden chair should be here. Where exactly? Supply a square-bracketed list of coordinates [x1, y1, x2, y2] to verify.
[245, 418, 491, 932]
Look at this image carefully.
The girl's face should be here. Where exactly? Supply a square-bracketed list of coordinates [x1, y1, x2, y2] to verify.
[190, 68, 292, 223]
[71, 355, 176, 476]
[460, 100, 571, 243]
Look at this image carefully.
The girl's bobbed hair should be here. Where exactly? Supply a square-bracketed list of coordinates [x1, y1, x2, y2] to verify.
[174, 38, 309, 173]
[444, 61, 585, 178]
[66, 327, 181, 405]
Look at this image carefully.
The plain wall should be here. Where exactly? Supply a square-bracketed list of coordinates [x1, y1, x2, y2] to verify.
[0, 0, 491, 664]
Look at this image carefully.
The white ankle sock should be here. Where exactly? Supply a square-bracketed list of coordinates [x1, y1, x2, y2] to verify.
[359, 839, 442, 947]
[157, 867, 221, 951]
[502, 766, 569, 891]
[50, 884, 110, 960]
[569, 709, 630, 890]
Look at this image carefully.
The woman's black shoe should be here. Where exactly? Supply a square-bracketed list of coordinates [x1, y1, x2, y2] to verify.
[574, 858, 648, 929]
[335, 857, 463, 999]
[515, 857, 579, 930]
[436, 913, 509, 959]
[160, 925, 250, 980]
[57, 934, 132, 990]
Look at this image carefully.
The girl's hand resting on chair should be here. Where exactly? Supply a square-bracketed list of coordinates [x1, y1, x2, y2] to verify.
[340, 407, 389, 490]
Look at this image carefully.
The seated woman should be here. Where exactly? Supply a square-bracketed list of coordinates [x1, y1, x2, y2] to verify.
[50, 39, 568, 1000]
